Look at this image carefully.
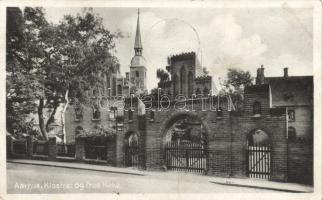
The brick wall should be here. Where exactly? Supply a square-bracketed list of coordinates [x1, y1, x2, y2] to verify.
[287, 140, 313, 185]
[61, 83, 312, 184]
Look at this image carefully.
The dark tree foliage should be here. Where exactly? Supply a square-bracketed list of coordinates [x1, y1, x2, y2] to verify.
[6, 7, 121, 140]
[219, 68, 254, 110]
[157, 68, 170, 82]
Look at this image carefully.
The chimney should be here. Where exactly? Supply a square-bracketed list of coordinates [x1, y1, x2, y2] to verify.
[126, 72, 129, 80]
[256, 65, 265, 85]
[283, 67, 288, 78]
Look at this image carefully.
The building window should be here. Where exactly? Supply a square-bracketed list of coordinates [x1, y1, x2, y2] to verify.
[136, 71, 139, 77]
[74, 106, 83, 121]
[288, 110, 295, 121]
[92, 104, 101, 120]
[110, 106, 117, 120]
[253, 101, 261, 115]
[288, 126, 296, 141]
[74, 99, 83, 121]
[117, 84, 122, 95]
[112, 77, 116, 96]
[92, 89, 96, 96]
[187, 72, 193, 97]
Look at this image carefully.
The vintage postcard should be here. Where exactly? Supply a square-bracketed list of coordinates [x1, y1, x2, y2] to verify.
[0, 0, 322, 200]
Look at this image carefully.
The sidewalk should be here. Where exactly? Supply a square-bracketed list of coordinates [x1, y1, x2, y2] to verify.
[7, 159, 145, 176]
[209, 177, 313, 193]
[7, 159, 313, 193]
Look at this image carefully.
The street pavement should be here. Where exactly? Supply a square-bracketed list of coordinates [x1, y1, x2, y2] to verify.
[7, 162, 284, 194]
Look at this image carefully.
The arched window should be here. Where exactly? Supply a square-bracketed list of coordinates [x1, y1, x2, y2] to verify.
[253, 101, 261, 115]
[288, 126, 296, 141]
[180, 66, 186, 95]
[117, 84, 122, 95]
[188, 72, 194, 97]
[112, 77, 116, 96]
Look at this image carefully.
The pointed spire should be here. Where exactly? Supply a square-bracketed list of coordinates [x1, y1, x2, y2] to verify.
[134, 8, 143, 55]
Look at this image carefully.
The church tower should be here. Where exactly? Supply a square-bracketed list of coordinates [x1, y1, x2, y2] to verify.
[129, 9, 147, 95]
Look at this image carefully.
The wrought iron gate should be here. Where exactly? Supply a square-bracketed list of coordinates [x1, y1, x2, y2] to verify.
[165, 142, 207, 174]
[125, 143, 140, 168]
[247, 144, 271, 179]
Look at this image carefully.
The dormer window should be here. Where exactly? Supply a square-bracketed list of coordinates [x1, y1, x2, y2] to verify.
[253, 101, 261, 117]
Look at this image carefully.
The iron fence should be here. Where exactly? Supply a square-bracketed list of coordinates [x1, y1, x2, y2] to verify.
[247, 144, 271, 179]
[57, 143, 76, 158]
[33, 141, 49, 156]
[165, 142, 208, 174]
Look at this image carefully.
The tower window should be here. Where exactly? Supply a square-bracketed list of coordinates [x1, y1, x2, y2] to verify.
[136, 71, 139, 77]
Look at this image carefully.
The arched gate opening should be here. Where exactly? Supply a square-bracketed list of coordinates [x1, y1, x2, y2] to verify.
[246, 129, 271, 179]
[163, 114, 208, 174]
[125, 131, 140, 168]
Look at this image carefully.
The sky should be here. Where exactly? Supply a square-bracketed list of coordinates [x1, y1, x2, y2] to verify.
[44, 7, 313, 91]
